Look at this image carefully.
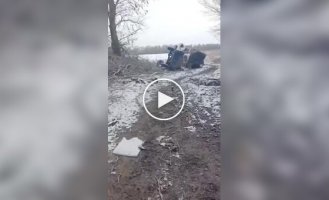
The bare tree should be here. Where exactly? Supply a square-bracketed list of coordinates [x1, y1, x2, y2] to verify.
[108, 0, 149, 56]
[199, 0, 220, 36]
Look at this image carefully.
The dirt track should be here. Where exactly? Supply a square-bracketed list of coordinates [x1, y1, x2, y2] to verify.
[108, 64, 220, 200]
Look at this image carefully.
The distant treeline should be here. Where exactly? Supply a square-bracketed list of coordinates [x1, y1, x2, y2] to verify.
[128, 43, 220, 55]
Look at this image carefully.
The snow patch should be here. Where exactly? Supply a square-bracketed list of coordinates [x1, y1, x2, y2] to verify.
[108, 81, 146, 150]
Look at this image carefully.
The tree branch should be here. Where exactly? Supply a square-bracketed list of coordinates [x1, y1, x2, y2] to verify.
[116, 18, 143, 26]
[119, 27, 142, 42]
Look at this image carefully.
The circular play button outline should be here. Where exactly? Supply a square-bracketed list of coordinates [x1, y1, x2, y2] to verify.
[143, 78, 185, 121]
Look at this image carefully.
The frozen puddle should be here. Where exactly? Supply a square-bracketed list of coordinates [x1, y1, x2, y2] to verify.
[113, 137, 144, 157]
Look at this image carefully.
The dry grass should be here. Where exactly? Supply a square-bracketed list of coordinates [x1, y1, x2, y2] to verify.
[109, 54, 162, 78]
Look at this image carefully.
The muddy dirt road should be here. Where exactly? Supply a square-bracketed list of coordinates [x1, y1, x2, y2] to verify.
[108, 64, 220, 200]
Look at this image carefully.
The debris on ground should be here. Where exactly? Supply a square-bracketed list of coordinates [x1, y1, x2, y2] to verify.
[108, 120, 118, 126]
[156, 136, 167, 143]
[156, 136, 179, 152]
[113, 137, 144, 157]
[131, 77, 147, 84]
[199, 78, 220, 86]
[156, 136, 172, 147]
[184, 126, 196, 132]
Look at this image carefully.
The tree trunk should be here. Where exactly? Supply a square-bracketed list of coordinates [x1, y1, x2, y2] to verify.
[109, 0, 121, 56]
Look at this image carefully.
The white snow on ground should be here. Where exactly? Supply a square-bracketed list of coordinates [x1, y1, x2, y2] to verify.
[183, 66, 221, 115]
[108, 81, 146, 150]
[185, 83, 221, 112]
[108, 65, 216, 151]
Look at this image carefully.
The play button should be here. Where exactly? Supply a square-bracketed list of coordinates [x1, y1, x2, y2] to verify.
[158, 91, 174, 109]
[143, 78, 185, 121]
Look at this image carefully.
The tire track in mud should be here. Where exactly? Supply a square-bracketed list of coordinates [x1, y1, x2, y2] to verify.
[135, 65, 219, 107]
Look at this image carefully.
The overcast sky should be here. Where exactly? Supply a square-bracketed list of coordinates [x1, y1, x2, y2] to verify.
[135, 0, 219, 47]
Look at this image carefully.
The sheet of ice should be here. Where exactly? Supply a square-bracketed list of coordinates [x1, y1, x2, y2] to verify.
[139, 53, 167, 62]
[113, 137, 144, 157]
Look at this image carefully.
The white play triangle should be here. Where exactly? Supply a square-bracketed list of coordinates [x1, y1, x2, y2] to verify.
[158, 91, 174, 108]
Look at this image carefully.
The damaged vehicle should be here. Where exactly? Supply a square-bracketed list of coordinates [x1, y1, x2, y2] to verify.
[157, 47, 206, 70]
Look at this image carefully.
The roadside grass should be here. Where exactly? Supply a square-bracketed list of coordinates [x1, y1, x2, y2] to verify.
[109, 54, 162, 78]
